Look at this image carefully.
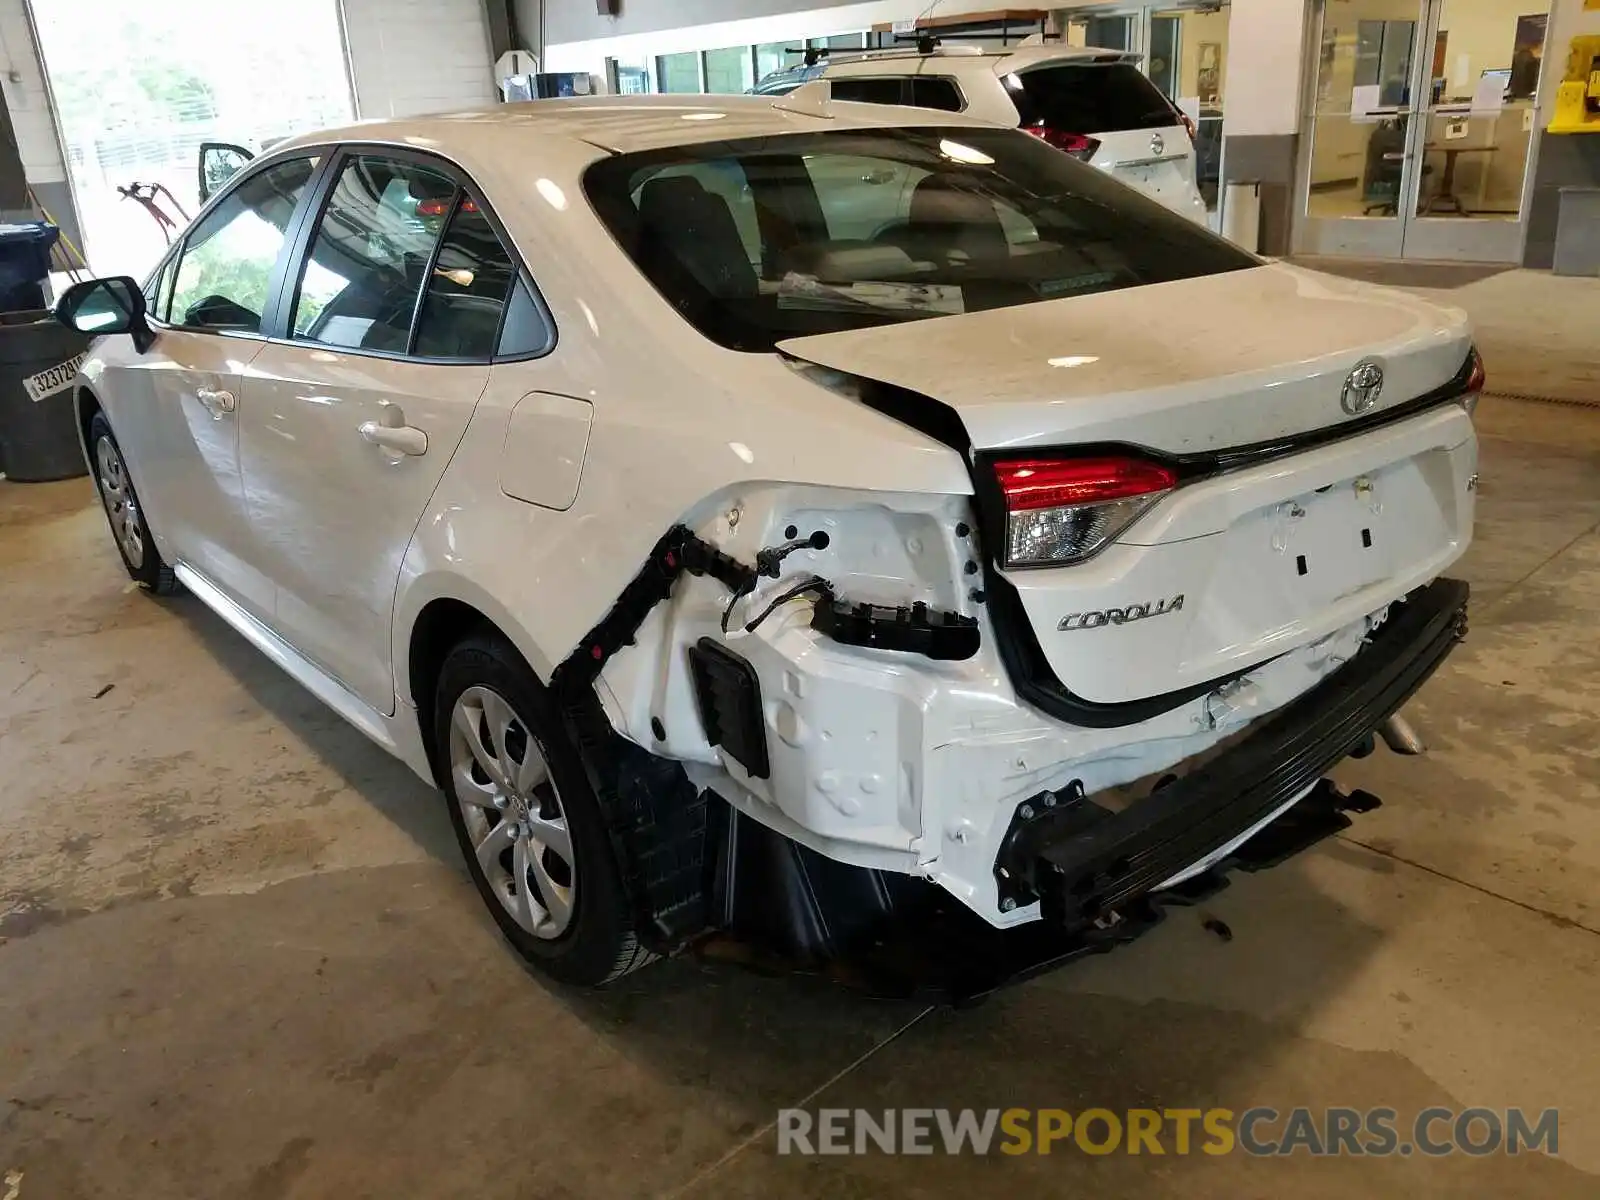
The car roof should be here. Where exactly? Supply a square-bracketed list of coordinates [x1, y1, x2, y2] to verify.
[271, 93, 997, 158]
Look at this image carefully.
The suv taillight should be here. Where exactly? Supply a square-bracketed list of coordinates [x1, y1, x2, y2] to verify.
[993, 456, 1177, 568]
[1024, 124, 1100, 162]
[1461, 346, 1486, 415]
[1179, 111, 1197, 142]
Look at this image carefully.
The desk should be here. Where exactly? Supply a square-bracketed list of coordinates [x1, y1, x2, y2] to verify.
[1376, 144, 1498, 216]
[1418, 143, 1497, 215]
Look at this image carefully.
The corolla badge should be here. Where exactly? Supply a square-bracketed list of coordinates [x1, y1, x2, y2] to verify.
[1059, 594, 1184, 632]
[1341, 361, 1385, 415]
[1150, 132, 1165, 156]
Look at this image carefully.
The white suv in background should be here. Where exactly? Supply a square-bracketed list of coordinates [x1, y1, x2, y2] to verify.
[755, 42, 1209, 222]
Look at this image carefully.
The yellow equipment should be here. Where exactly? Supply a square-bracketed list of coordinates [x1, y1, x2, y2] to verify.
[1548, 34, 1600, 134]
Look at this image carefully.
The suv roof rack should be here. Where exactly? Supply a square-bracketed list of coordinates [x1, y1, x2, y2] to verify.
[802, 41, 989, 67]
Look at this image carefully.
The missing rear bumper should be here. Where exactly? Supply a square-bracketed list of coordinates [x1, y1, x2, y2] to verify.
[994, 577, 1469, 926]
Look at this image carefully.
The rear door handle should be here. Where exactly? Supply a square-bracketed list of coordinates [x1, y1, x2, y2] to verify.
[360, 420, 428, 456]
[195, 387, 235, 417]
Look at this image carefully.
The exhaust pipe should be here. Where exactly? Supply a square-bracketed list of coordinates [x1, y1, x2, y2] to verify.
[1378, 713, 1426, 756]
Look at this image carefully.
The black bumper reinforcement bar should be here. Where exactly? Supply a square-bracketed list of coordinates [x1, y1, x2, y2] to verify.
[995, 577, 1470, 927]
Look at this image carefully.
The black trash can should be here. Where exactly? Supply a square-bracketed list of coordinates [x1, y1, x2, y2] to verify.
[0, 310, 91, 482]
[0, 222, 61, 312]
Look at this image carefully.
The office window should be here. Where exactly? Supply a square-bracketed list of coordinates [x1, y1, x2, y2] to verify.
[656, 52, 702, 93]
[755, 41, 798, 81]
[704, 46, 754, 94]
[607, 56, 652, 95]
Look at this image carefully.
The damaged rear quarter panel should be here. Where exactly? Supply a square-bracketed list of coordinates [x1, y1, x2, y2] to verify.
[393, 312, 972, 697]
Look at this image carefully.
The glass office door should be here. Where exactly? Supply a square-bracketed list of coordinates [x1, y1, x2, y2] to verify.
[1295, 0, 1551, 262]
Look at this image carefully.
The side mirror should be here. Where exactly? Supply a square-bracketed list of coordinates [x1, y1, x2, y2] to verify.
[198, 141, 254, 204]
[55, 276, 156, 353]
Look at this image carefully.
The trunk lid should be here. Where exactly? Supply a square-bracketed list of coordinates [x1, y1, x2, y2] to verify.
[778, 263, 1471, 454]
[779, 263, 1478, 707]
[1089, 124, 1197, 212]
[1002, 57, 1200, 213]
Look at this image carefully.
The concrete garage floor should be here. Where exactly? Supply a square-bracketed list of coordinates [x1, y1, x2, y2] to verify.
[2, 394, 1599, 1196]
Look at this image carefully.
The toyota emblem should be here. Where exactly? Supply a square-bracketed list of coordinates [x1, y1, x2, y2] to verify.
[1150, 132, 1165, 156]
[1341, 361, 1385, 415]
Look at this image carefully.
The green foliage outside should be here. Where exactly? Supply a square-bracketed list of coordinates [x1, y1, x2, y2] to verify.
[55, 60, 217, 131]
[170, 243, 272, 327]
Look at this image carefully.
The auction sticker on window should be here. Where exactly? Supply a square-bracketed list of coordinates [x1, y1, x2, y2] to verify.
[22, 352, 86, 403]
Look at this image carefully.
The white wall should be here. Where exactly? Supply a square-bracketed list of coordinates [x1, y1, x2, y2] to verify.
[545, 0, 874, 46]
[1436, 6, 1523, 95]
[1222, 0, 1307, 136]
[0, 0, 66, 193]
[341, 0, 497, 118]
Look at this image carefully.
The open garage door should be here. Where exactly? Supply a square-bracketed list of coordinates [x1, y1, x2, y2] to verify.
[32, 0, 355, 276]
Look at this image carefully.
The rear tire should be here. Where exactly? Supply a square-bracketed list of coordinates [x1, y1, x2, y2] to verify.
[434, 632, 652, 986]
[87, 411, 177, 595]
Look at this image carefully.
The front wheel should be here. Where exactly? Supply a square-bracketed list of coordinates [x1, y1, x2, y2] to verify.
[87, 411, 177, 594]
[434, 632, 652, 986]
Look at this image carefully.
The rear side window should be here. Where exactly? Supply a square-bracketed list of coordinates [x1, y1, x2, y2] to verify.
[910, 77, 964, 112]
[1008, 62, 1179, 133]
[169, 156, 319, 332]
[291, 155, 455, 353]
[413, 198, 518, 360]
[830, 77, 907, 105]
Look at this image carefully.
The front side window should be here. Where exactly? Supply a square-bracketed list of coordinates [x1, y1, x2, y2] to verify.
[412, 198, 519, 360]
[168, 156, 319, 332]
[584, 127, 1257, 352]
[290, 155, 455, 353]
[142, 256, 170, 318]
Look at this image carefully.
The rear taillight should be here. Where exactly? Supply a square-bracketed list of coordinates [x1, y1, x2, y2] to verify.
[1178, 111, 1197, 142]
[1461, 346, 1485, 414]
[992, 455, 1178, 568]
[1024, 124, 1100, 162]
[416, 198, 479, 218]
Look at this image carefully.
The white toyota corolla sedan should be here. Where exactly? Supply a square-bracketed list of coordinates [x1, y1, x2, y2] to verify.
[57, 93, 1480, 995]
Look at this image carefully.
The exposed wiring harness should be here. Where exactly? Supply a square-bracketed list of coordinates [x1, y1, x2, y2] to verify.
[720, 529, 831, 634]
[737, 577, 835, 634]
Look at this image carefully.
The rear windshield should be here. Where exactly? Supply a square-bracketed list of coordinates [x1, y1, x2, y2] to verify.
[582, 126, 1256, 353]
[1008, 62, 1181, 133]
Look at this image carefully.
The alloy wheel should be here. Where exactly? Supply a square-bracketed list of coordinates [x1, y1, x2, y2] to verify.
[448, 685, 576, 939]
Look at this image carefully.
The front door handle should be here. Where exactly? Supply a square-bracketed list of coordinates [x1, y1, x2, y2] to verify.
[195, 387, 235, 417]
[360, 420, 428, 457]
